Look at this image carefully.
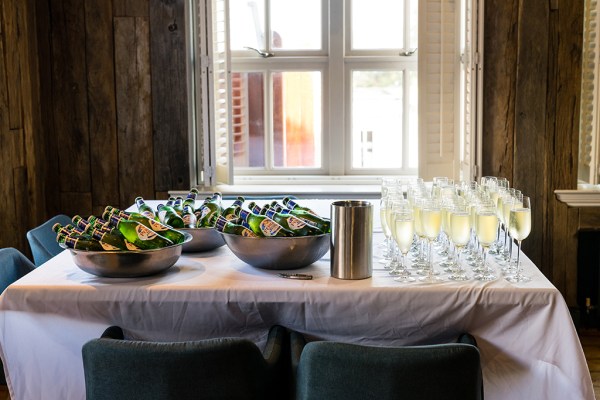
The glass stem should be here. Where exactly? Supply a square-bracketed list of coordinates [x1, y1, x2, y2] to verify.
[516, 240, 522, 276]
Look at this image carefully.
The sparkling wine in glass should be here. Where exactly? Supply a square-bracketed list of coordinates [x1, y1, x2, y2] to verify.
[474, 203, 498, 281]
[392, 211, 416, 282]
[419, 200, 443, 283]
[448, 208, 471, 281]
[506, 196, 532, 283]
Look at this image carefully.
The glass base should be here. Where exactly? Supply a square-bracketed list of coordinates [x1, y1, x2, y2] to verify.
[418, 275, 444, 283]
[505, 274, 531, 283]
[394, 275, 416, 283]
[448, 273, 470, 281]
[474, 272, 497, 281]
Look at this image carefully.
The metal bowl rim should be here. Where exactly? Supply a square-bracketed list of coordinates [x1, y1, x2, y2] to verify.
[59, 231, 193, 254]
[219, 232, 331, 240]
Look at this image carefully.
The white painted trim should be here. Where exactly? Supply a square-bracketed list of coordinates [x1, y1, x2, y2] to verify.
[554, 190, 600, 207]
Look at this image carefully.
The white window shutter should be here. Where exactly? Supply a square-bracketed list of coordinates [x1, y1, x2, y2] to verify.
[580, 0, 599, 184]
[206, 0, 233, 185]
[418, 0, 461, 181]
[459, 0, 483, 182]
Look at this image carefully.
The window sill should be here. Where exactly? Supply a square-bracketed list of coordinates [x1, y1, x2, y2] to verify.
[170, 177, 387, 199]
[555, 189, 600, 207]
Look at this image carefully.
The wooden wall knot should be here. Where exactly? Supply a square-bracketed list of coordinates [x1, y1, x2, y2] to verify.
[168, 22, 177, 32]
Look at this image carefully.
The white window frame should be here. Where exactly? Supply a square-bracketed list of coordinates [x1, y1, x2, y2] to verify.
[187, 0, 484, 187]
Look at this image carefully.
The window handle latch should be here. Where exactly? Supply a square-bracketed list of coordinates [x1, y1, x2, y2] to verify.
[399, 48, 417, 57]
[244, 46, 274, 58]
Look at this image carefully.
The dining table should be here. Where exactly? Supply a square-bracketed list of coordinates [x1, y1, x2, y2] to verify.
[0, 199, 594, 400]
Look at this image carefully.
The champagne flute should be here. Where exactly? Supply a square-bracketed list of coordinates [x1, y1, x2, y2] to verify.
[474, 202, 498, 281]
[506, 196, 532, 283]
[448, 206, 472, 281]
[419, 199, 443, 283]
[392, 210, 416, 282]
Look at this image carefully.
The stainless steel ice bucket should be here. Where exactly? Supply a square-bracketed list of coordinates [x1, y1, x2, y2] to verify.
[330, 200, 373, 280]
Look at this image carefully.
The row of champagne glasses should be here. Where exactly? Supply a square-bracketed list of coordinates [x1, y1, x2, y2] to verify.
[379, 176, 532, 283]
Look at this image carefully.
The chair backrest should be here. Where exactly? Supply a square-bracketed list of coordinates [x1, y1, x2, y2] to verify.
[0, 247, 35, 384]
[296, 341, 483, 400]
[83, 335, 283, 400]
[26, 214, 71, 266]
[0, 248, 35, 294]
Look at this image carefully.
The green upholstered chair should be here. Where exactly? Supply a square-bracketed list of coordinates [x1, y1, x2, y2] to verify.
[294, 333, 483, 400]
[26, 214, 71, 266]
[0, 248, 36, 384]
[82, 325, 289, 400]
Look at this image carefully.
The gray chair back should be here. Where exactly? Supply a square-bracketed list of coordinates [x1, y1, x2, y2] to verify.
[26, 214, 71, 266]
[296, 341, 483, 400]
[82, 325, 289, 400]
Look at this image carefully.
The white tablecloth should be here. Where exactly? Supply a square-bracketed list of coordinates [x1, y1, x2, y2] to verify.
[0, 200, 594, 400]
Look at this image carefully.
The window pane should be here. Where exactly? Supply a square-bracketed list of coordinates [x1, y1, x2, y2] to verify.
[232, 72, 265, 168]
[271, 0, 321, 50]
[229, 0, 265, 50]
[273, 71, 322, 168]
[352, 70, 403, 169]
[351, 0, 404, 49]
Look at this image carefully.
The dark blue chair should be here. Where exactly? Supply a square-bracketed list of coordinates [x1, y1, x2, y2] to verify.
[0, 248, 36, 384]
[294, 333, 483, 400]
[82, 325, 290, 400]
[26, 214, 71, 266]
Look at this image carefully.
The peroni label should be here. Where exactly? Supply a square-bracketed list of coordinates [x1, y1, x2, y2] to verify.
[148, 219, 167, 232]
[287, 216, 306, 230]
[135, 224, 158, 241]
[100, 242, 120, 251]
[259, 219, 283, 236]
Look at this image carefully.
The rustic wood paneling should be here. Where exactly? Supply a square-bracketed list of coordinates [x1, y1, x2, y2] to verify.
[114, 16, 154, 207]
[113, 0, 148, 17]
[84, 0, 120, 216]
[513, 0, 549, 270]
[2, 0, 23, 130]
[149, 0, 190, 192]
[482, 0, 517, 180]
[50, 0, 91, 195]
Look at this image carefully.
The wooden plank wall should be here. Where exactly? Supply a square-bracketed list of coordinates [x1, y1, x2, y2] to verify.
[0, 0, 589, 305]
[0, 0, 190, 257]
[483, 0, 584, 304]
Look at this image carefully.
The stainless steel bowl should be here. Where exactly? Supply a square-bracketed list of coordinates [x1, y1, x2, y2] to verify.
[61, 232, 192, 278]
[180, 228, 225, 253]
[220, 232, 330, 270]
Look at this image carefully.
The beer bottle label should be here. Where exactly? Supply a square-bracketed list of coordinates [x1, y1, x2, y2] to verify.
[225, 214, 237, 221]
[183, 214, 195, 225]
[241, 229, 258, 237]
[259, 219, 282, 236]
[141, 210, 155, 219]
[148, 219, 167, 232]
[287, 216, 306, 230]
[125, 240, 141, 251]
[135, 224, 158, 241]
[199, 206, 210, 220]
[100, 242, 120, 251]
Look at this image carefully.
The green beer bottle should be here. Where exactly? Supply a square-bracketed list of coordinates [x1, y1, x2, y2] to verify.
[278, 208, 331, 233]
[183, 188, 199, 209]
[88, 225, 141, 251]
[195, 192, 223, 227]
[172, 197, 184, 215]
[135, 197, 159, 221]
[221, 196, 245, 221]
[57, 232, 105, 251]
[283, 197, 319, 216]
[236, 208, 294, 237]
[53, 223, 91, 239]
[214, 215, 258, 237]
[264, 207, 323, 236]
[107, 214, 174, 250]
[103, 207, 186, 244]
[182, 205, 197, 228]
[157, 203, 185, 228]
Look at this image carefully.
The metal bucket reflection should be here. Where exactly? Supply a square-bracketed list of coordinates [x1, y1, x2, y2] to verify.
[330, 200, 373, 280]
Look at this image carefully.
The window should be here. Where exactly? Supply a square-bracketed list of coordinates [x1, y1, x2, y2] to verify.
[190, 0, 483, 186]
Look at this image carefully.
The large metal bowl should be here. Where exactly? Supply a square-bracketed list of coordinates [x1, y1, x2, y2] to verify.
[180, 228, 225, 253]
[220, 232, 330, 270]
[61, 232, 192, 278]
